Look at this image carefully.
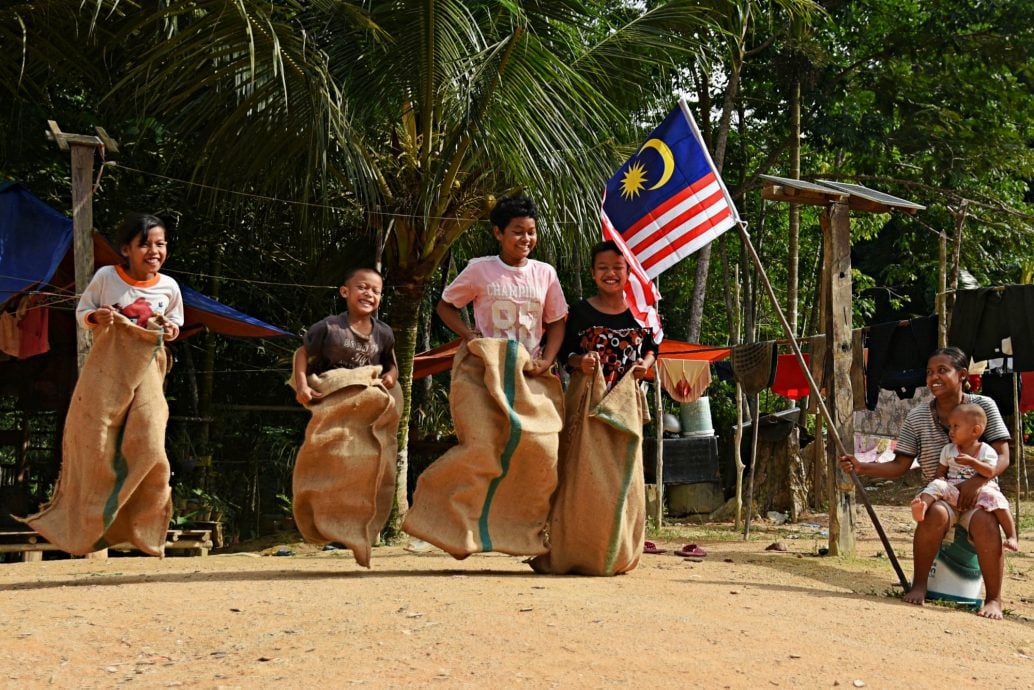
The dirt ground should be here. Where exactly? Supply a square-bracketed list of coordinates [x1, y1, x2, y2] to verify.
[3, 494, 1034, 689]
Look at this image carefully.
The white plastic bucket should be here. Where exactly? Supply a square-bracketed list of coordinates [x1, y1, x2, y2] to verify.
[679, 396, 714, 438]
[926, 526, 983, 608]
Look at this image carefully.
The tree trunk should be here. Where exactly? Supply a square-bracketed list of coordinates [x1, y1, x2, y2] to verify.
[382, 278, 428, 539]
[686, 51, 741, 342]
[788, 77, 801, 335]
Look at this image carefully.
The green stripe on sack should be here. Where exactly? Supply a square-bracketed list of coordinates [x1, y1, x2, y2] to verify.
[478, 341, 522, 551]
[603, 435, 639, 575]
[92, 431, 130, 550]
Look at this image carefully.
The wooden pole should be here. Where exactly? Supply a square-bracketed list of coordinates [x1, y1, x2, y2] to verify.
[937, 230, 948, 348]
[945, 201, 968, 318]
[736, 222, 909, 591]
[733, 382, 745, 529]
[47, 121, 118, 559]
[1013, 373, 1021, 526]
[822, 202, 857, 557]
[653, 280, 664, 528]
[743, 392, 760, 539]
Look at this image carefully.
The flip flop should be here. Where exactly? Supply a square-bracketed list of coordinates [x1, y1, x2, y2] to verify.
[675, 544, 707, 558]
[643, 540, 667, 555]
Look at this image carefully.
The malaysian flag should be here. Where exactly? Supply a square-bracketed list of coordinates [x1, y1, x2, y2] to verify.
[601, 98, 741, 341]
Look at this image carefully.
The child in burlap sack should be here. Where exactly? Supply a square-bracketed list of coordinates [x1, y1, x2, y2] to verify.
[402, 195, 567, 558]
[435, 194, 568, 375]
[23, 213, 183, 556]
[76, 212, 184, 340]
[289, 267, 401, 567]
[561, 240, 657, 389]
[530, 240, 658, 574]
[291, 267, 397, 401]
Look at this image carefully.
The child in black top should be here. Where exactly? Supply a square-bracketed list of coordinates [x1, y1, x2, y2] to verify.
[292, 267, 397, 404]
[561, 241, 657, 390]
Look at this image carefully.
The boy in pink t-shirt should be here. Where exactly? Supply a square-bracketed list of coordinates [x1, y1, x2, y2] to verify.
[437, 195, 567, 376]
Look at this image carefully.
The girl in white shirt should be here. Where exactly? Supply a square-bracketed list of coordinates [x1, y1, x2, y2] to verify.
[76, 213, 183, 340]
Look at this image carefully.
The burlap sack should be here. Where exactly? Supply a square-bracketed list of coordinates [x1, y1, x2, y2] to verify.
[21, 313, 172, 556]
[402, 339, 564, 558]
[290, 366, 402, 568]
[530, 368, 648, 576]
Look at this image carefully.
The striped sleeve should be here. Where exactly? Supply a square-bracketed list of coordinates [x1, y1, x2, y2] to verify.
[972, 394, 1011, 443]
[894, 407, 922, 458]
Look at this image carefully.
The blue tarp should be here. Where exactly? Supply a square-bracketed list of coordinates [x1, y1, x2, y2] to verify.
[0, 182, 292, 338]
[0, 182, 73, 308]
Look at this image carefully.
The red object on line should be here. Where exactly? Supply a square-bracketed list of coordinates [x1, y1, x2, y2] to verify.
[771, 352, 812, 400]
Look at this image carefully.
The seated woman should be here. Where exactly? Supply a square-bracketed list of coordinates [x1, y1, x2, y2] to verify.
[840, 346, 1012, 619]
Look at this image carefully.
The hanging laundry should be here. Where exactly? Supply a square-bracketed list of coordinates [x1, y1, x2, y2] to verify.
[731, 341, 777, 396]
[864, 315, 938, 410]
[1021, 372, 1034, 413]
[947, 286, 1034, 370]
[16, 296, 49, 358]
[658, 359, 711, 403]
[1003, 285, 1034, 371]
[0, 309, 19, 357]
[949, 288, 1008, 362]
[979, 365, 1015, 419]
[772, 353, 811, 400]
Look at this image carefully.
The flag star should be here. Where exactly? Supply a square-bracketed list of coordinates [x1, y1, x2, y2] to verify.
[620, 161, 648, 200]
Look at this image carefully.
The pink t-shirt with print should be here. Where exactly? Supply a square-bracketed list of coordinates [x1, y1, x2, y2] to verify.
[442, 256, 567, 357]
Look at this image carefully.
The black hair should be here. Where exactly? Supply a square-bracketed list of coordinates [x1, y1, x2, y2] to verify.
[590, 240, 624, 265]
[343, 266, 384, 284]
[929, 346, 972, 393]
[489, 194, 538, 231]
[117, 212, 166, 249]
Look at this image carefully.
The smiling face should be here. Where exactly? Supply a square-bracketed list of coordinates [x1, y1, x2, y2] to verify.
[925, 353, 966, 400]
[340, 269, 383, 318]
[494, 216, 537, 266]
[121, 225, 168, 281]
[592, 249, 629, 297]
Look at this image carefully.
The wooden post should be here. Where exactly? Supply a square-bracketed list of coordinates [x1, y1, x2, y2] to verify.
[945, 201, 967, 319]
[823, 202, 856, 556]
[46, 121, 118, 371]
[937, 230, 948, 348]
[653, 276, 664, 529]
[47, 121, 118, 559]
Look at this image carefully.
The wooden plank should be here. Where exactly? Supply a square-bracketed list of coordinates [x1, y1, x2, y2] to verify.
[0, 543, 63, 553]
[762, 185, 844, 207]
[0, 530, 212, 557]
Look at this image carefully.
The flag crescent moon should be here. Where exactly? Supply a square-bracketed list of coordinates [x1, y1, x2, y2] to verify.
[639, 138, 675, 190]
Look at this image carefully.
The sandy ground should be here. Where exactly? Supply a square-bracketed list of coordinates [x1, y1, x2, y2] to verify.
[2, 502, 1034, 689]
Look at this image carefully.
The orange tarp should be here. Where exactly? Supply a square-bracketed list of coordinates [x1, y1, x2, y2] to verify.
[411, 338, 729, 380]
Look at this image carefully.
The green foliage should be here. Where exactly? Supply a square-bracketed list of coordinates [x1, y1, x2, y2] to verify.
[2, 0, 1032, 533]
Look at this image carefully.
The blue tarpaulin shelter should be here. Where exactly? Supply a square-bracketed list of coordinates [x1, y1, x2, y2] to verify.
[0, 181, 291, 339]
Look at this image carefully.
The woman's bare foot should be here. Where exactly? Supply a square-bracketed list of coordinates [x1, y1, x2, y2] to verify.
[910, 497, 928, 522]
[977, 598, 1004, 619]
[1003, 536, 1019, 552]
[902, 584, 926, 605]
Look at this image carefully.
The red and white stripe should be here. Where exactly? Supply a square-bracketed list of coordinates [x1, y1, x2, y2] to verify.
[621, 171, 737, 278]
[602, 199, 664, 342]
